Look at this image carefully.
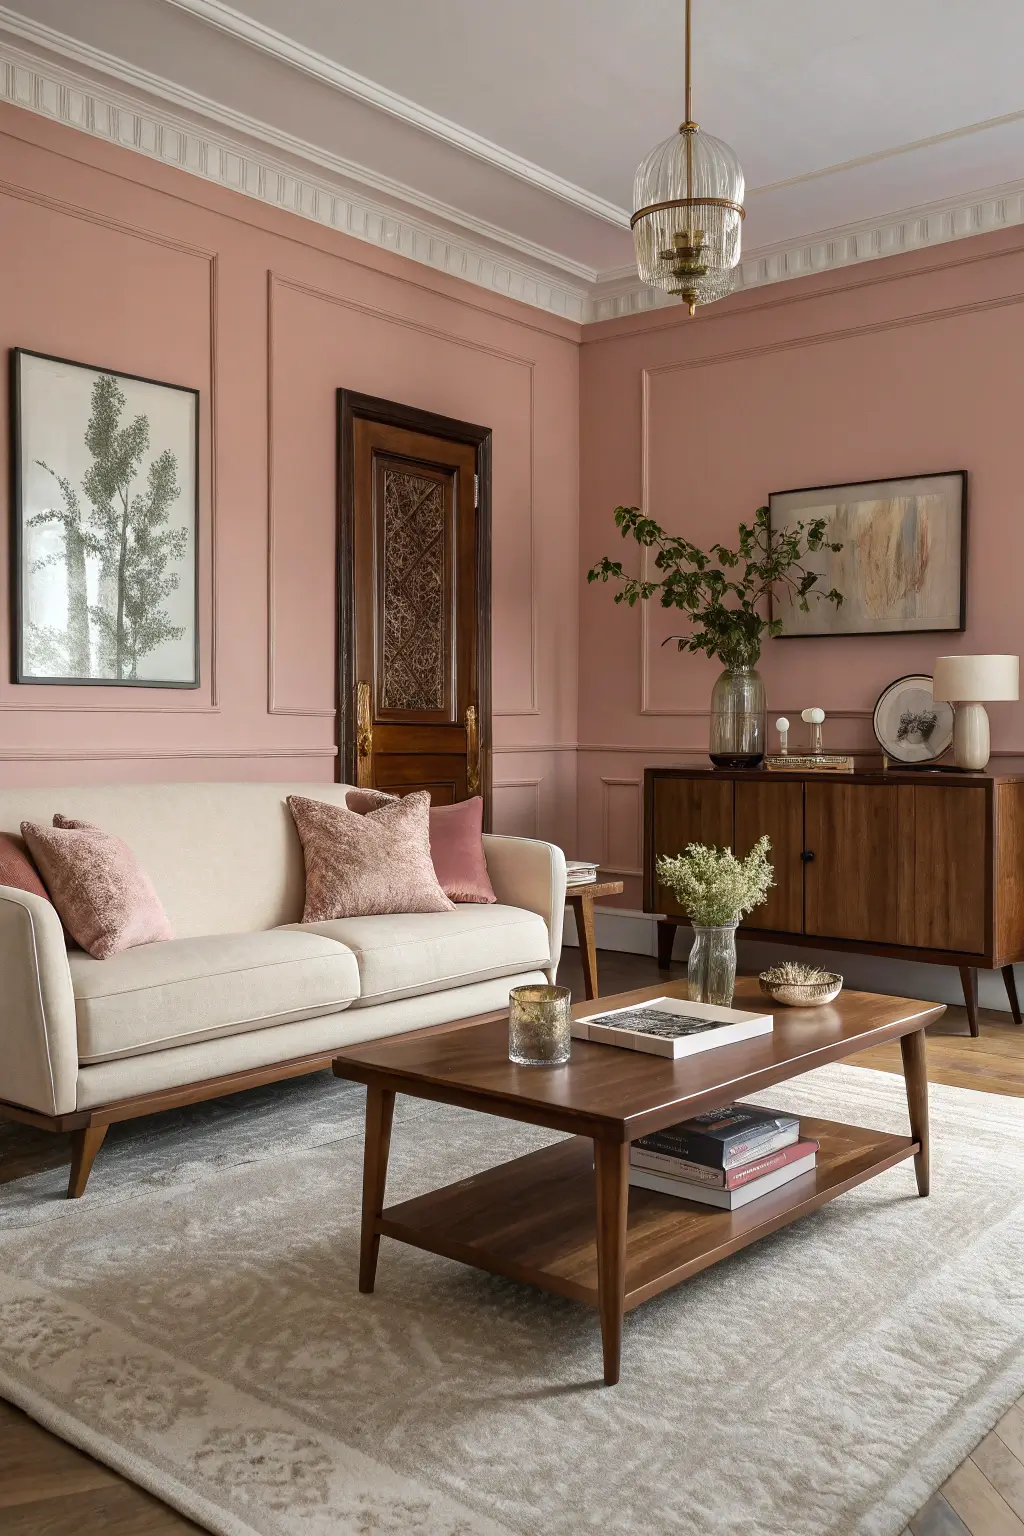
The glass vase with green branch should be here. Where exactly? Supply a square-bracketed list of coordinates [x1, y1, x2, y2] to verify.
[588, 505, 843, 767]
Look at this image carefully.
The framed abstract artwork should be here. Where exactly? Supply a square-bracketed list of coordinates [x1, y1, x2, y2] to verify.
[10, 348, 199, 686]
[768, 471, 967, 638]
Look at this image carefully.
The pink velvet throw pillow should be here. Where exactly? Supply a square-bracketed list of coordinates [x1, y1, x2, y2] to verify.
[20, 815, 174, 959]
[428, 796, 496, 904]
[288, 791, 455, 922]
[0, 831, 50, 901]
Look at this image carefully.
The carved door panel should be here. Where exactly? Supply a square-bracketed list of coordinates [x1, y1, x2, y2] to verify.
[340, 396, 490, 815]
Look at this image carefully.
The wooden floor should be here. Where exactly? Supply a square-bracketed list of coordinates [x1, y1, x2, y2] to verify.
[0, 947, 1021, 1536]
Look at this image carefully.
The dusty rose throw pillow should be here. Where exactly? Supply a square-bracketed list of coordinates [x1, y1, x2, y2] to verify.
[341, 788, 495, 903]
[288, 791, 455, 921]
[20, 815, 174, 959]
[428, 796, 496, 904]
[0, 832, 50, 901]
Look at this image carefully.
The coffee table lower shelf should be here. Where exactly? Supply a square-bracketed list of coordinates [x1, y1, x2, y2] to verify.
[376, 1116, 918, 1315]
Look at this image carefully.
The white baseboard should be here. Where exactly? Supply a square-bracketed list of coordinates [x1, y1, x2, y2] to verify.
[562, 906, 1017, 1014]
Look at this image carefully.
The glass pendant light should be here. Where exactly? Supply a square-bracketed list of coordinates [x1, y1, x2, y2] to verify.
[631, 0, 745, 315]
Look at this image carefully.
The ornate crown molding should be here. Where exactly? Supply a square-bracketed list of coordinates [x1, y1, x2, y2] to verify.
[160, 0, 629, 228]
[2, 18, 1024, 328]
[590, 181, 1024, 322]
[0, 30, 594, 323]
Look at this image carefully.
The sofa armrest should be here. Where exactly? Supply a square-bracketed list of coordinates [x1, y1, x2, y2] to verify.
[481, 835, 566, 975]
[0, 887, 78, 1117]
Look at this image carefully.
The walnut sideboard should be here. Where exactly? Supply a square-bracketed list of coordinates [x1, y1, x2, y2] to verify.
[644, 762, 1024, 1036]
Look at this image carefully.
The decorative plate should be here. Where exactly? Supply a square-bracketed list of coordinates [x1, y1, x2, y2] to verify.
[872, 674, 954, 763]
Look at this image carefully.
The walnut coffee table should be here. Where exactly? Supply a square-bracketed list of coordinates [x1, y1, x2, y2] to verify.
[332, 978, 942, 1385]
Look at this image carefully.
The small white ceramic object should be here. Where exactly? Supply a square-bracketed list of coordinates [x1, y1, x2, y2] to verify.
[801, 706, 826, 754]
[775, 716, 790, 754]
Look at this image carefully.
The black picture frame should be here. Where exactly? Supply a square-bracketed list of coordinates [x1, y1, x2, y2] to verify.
[768, 470, 968, 639]
[10, 347, 201, 687]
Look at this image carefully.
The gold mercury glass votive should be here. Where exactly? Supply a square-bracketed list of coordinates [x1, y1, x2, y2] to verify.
[508, 984, 572, 1066]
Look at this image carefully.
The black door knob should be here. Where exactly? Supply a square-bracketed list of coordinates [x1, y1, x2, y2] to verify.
[800, 850, 815, 863]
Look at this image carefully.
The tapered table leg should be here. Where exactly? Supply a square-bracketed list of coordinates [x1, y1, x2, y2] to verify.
[899, 1028, 930, 1197]
[594, 1138, 629, 1385]
[657, 920, 676, 970]
[359, 1085, 396, 1293]
[572, 892, 600, 1000]
[1001, 964, 1022, 1025]
[959, 965, 980, 1038]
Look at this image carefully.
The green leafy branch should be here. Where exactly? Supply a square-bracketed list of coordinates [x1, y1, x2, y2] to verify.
[587, 504, 843, 668]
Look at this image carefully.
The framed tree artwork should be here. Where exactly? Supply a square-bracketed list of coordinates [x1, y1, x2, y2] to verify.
[10, 349, 199, 686]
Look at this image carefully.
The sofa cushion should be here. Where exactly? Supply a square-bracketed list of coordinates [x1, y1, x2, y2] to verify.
[70, 931, 361, 1064]
[283, 903, 551, 1006]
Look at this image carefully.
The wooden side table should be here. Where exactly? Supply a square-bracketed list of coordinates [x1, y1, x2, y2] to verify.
[566, 879, 624, 1000]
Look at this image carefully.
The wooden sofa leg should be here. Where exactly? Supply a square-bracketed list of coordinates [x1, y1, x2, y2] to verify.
[68, 1126, 108, 1198]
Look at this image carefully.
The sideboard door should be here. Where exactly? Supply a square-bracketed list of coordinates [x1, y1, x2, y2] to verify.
[734, 779, 804, 934]
[646, 776, 734, 917]
[804, 782, 899, 942]
[905, 786, 987, 954]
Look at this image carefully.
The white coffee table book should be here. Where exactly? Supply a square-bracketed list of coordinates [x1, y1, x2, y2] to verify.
[571, 995, 774, 1059]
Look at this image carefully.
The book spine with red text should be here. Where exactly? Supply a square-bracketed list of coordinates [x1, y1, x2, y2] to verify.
[630, 1138, 819, 1190]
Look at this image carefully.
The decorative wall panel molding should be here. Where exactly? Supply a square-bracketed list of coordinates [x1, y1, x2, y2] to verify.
[0, 174, 221, 714]
[601, 776, 642, 877]
[492, 778, 542, 840]
[266, 273, 539, 719]
[0, 744, 337, 760]
[2, 24, 1024, 327]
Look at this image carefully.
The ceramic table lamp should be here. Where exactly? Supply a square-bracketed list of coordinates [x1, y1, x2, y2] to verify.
[932, 655, 1019, 770]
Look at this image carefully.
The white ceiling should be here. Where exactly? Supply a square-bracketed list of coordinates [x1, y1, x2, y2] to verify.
[2, 0, 1024, 317]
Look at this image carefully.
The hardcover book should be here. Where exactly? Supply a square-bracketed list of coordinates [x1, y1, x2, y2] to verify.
[630, 1137, 819, 1190]
[629, 1148, 817, 1209]
[572, 997, 773, 1059]
[634, 1103, 800, 1169]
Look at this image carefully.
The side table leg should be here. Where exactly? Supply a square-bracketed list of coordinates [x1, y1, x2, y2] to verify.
[359, 1085, 396, 1292]
[657, 920, 676, 970]
[574, 893, 600, 1000]
[594, 1139, 629, 1385]
[899, 1028, 930, 1197]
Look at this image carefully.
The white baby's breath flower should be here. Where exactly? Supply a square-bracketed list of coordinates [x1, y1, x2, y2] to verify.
[657, 835, 774, 926]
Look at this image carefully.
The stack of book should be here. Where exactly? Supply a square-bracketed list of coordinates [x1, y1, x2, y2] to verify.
[565, 860, 600, 887]
[629, 1104, 819, 1210]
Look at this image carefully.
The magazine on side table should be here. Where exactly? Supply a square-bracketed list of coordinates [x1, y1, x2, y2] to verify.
[572, 995, 774, 1059]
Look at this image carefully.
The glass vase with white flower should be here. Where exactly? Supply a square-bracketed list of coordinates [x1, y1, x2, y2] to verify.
[657, 836, 774, 1005]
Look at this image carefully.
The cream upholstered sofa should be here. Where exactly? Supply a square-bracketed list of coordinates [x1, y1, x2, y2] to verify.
[0, 782, 566, 1195]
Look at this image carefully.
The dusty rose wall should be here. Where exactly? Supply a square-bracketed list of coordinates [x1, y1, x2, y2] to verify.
[0, 105, 579, 848]
[579, 229, 1024, 908]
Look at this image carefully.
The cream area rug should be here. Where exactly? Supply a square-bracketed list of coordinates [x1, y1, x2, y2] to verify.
[1, 1063, 1023, 1536]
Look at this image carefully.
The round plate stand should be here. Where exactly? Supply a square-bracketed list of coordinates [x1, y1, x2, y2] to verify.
[872, 673, 954, 764]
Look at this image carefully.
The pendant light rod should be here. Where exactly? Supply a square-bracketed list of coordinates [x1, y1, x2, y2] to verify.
[684, 0, 693, 127]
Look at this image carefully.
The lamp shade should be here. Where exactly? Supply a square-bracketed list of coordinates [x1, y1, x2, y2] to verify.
[932, 654, 1019, 702]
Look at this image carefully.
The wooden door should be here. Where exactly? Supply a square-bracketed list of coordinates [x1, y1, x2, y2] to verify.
[804, 782, 899, 942]
[905, 786, 987, 953]
[338, 394, 490, 813]
[646, 775, 734, 918]
[734, 779, 804, 934]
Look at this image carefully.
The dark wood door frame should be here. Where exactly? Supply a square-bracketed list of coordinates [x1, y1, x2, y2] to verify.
[337, 391, 493, 825]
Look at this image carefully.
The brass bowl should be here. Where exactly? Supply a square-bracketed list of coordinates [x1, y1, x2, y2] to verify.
[758, 971, 843, 1007]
